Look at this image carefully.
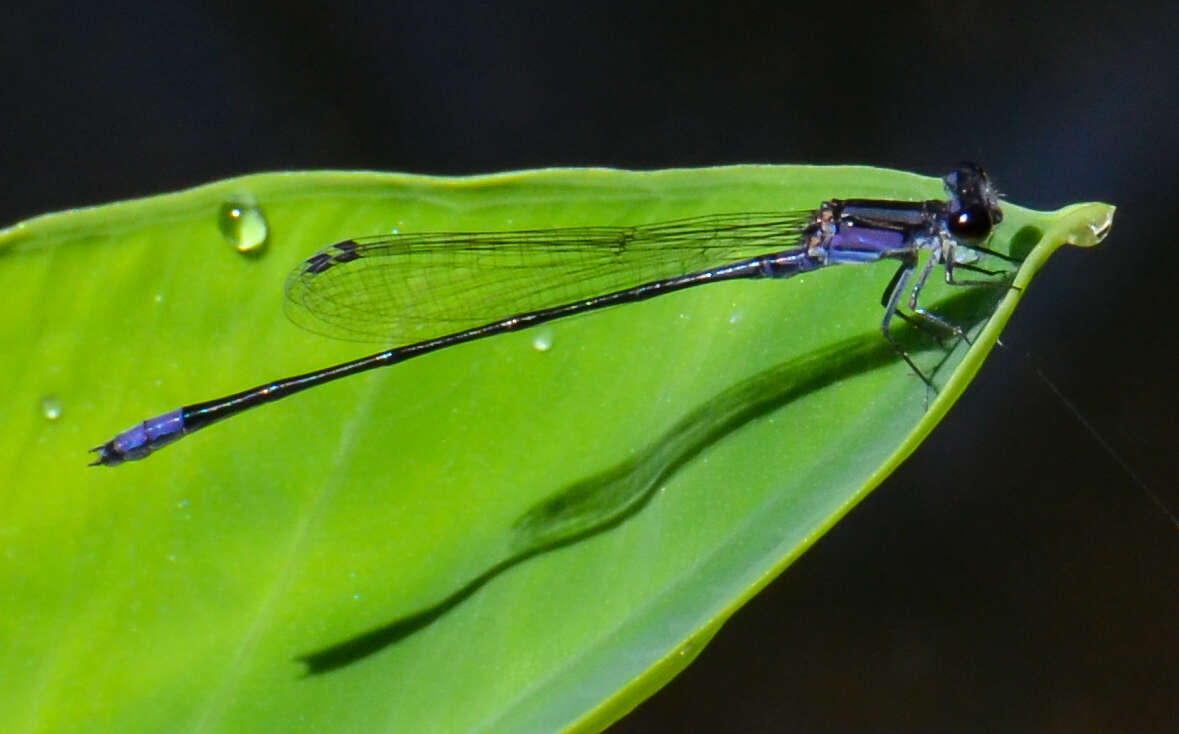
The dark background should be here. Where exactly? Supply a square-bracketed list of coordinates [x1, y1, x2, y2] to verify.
[5, 2, 1176, 731]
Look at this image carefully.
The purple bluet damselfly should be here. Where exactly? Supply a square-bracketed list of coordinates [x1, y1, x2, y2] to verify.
[90, 164, 1012, 466]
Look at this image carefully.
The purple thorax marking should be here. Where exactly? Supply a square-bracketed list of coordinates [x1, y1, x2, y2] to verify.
[827, 226, 905, 264]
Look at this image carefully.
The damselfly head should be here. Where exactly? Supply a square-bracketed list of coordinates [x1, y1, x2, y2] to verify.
[944, 162, 1003, 242]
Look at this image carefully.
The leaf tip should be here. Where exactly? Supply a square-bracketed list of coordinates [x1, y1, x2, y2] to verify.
[1056, 202, 1116, 248]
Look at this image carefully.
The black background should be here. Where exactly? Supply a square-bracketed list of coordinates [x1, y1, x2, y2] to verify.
[5, 2, 1177, 731]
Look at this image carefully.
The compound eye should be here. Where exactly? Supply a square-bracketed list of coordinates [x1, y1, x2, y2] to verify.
[948, 204, 993, 240]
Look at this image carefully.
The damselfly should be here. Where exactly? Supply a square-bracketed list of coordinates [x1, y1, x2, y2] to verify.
[90, 164, 1013, 466]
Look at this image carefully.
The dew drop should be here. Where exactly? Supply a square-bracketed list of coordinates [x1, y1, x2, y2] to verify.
[40, 395, 63, 421]
[217, 195, 269, 254]
[531, 329, 554, 352]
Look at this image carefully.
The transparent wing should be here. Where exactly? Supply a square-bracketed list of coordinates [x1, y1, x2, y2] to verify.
[283, 211, 811, 343]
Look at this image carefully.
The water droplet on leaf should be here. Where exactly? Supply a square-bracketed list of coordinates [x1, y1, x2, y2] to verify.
[218, 195, 269, 254]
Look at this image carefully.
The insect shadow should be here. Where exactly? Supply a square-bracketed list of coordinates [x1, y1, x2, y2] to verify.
[296, 285, 1004, 675]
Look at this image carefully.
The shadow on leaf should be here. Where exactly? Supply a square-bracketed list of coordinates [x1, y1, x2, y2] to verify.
[297, 285, 1002, 674]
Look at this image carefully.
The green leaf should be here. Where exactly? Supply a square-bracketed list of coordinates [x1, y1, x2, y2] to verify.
[0, 166, 1112, 733]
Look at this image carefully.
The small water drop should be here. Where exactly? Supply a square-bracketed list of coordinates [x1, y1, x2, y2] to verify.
[729, 310, 744, 325]
[531, 329, 554, 352]
[218, 195, 269, 254]
[40, 395, 62, 421]
[153, 293, 164, 304]
[176, 498, 190, 509]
